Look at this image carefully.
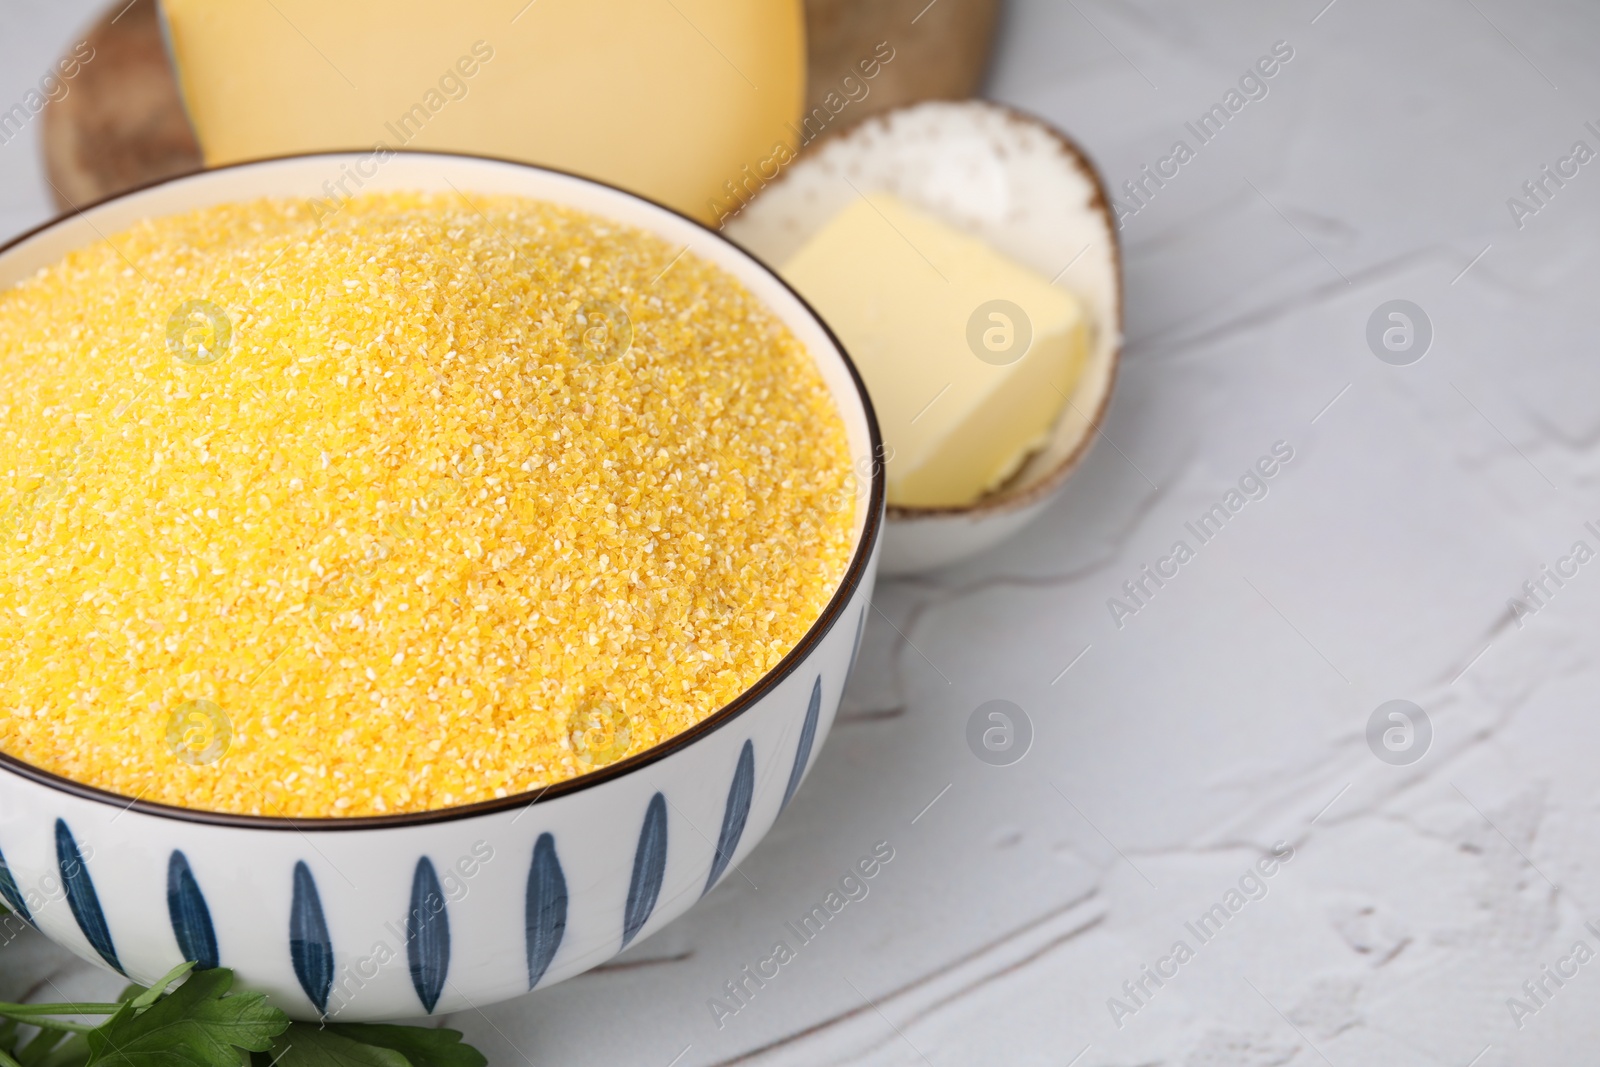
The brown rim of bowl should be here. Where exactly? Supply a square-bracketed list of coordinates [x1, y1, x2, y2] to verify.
[787, 101, 1124, 524]
[0, 148, 887, 831]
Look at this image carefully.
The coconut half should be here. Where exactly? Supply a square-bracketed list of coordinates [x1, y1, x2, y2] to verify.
[724, 100, 1123, 574]
[802, 0, 1001, 137]
[40, 0, 203, 211]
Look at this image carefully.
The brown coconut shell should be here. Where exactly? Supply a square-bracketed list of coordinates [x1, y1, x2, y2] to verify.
[40, 0, 202, 212]
[803, 0, 1001, 136]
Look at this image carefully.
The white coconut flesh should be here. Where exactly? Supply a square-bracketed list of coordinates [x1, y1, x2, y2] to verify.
[724, 100, 1122, 515]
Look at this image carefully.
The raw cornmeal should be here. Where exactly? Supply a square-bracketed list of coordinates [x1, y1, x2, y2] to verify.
[0, 192, 854, 817]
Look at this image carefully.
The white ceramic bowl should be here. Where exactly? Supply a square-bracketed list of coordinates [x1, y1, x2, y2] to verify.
[0, 152, 884, 1021]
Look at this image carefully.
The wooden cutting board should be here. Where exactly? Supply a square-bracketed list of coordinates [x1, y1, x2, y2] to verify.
[40, 0, 999, 212]
[40, 0, 202, 210]
[805, 0, 1001, 131]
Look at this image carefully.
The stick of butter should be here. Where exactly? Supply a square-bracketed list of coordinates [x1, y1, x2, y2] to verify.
[781, 192, 1088, 508]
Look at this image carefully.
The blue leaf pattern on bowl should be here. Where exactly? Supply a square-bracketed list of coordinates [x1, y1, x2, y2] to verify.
[406, 857, 450, 1013]
[525, 832, 567, 990]
[290, 860, 334, 1014]
[0, 846, 31, 924]
[622, 793, 667, 948]
[54, 819, 121, 974]
[780, 676, 823, 812]
[704, 740, 755, 896]
[166, 851, 219, 970]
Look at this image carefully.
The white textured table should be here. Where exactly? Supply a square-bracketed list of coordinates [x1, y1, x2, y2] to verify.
[5, 2, 1600, 1064]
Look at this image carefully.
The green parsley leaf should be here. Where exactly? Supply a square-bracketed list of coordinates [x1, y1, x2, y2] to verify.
[83, 969, 287, 1066]
[257, 1025, 410, 1067]
[0, 962, 488, 1067]
[320, 1025, 487, 1067]
[15, 1025, 69, 1064]
[119, 961, 198, 1010]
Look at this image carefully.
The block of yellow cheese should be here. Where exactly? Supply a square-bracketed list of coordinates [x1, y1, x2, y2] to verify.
[781, 192, 1088, 508]
[158, 0, 804, 225]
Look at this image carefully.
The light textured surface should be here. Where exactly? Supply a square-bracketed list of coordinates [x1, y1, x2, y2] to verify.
[4, 0, 1600, 1063]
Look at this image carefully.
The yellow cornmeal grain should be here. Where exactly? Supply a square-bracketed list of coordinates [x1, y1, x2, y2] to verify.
[0, 191, 855, 818]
